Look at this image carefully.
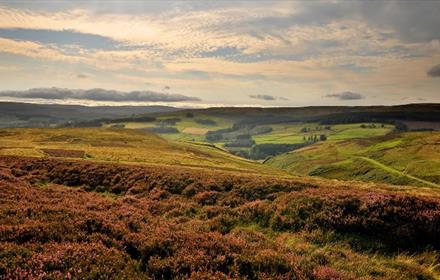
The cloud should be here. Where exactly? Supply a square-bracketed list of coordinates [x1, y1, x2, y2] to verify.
[242, 1, 440, 43]
[0, 87, 201, 102]
[249, 94, 288, 101]
[325, 91, 364, 100]
[77, 73, 88, 79]
[249, 94, 276, 101]
[427, 64, 440, 77]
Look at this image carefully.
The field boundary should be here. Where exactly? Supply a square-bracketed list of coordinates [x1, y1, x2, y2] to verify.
[356, 156, 440, 188]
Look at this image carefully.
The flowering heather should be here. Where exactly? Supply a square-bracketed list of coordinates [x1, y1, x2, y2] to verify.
[1, 156, 439, 279]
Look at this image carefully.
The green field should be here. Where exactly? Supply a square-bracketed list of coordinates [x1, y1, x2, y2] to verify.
[253, 123, 394, 144]
[266, 131, 440, 187]
[107, 112, 395, 150]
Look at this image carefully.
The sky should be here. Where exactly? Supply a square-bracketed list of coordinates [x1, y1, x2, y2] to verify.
[0, 0, 439, 107]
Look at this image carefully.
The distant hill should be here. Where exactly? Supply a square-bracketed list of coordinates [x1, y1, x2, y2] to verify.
[140, 103, 440, 125]
[0, 102, 179, 128]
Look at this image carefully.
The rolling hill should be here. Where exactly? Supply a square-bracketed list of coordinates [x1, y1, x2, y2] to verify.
[0, 127, 283, 175]
[266, 131, 440, 188]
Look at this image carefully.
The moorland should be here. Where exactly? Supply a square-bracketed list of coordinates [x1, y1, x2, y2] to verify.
[1, 103, 440, 279]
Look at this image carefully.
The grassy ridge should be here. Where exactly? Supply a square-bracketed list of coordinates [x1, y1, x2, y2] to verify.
[0, 128, 283, 175]
[266, 131, 440, 187]
[1, 156, 440, 279]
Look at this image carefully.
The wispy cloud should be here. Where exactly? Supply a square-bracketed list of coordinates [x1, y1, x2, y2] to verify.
[325, 91, 364, 100]
[0, 87, 201, 102]
[249, 94, 288, 101]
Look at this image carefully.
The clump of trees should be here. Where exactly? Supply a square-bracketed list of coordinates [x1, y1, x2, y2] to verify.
[195, 119, 217, 126]
[360, 123, 377, 128]
[158, 118, 181, 126]
[205, 127, 237, 142]
[224, 134, 255, 147]
[144, 127, 179, 134]
[302, 134, 327, 143]
[301, 126, 331, 133]
[250, 126, 273, 135]
[248, 143, 307, 160]
[110, 116, 156, 123]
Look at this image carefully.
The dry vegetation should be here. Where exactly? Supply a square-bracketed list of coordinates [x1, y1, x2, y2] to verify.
[1, 156, 439, 279]
[0, 128, 281, 175]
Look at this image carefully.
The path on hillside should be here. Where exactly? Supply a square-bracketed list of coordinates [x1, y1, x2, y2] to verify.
[356, 156, 440, 188]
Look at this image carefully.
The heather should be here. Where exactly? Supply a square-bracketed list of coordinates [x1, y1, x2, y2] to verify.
[1, 156, 439, 279]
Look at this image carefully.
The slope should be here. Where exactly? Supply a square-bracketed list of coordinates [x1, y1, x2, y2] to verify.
[1, 156, 439, 279]
[266, 131, 440, 187]
[0, 128, 283, 175]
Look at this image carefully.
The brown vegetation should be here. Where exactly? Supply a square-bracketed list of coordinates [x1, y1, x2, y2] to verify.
[41, 149, 85, 158]
[1, 156, 439, 279]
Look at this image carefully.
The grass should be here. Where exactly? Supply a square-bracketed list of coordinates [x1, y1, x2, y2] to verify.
[266, 131, 440, 188]
[0, 127, 285, 175]
[253, 123, 393, 144]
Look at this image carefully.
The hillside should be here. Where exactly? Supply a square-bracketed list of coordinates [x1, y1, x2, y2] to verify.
[0, 128, 282, 175]
[266, 131, 440, 187]
[94, 104, 439, 160]
[112, 104, 440, 127]
[0, 102, 178, 128]
[1, 155, 440, 279]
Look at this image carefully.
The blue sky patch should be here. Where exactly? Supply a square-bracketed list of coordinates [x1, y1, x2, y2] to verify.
[0, 28, 120, 50]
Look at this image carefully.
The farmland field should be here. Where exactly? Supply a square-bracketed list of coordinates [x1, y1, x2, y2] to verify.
[106, 111, 396, 154]
[253, 123, 394, 144]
